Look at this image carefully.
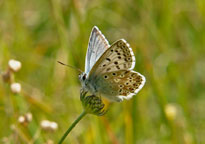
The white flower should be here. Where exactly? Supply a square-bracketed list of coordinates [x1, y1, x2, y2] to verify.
[25, 112, 32, 122]
[18, 113, 32, 124]
[10, 83, 21, 94]
[18, 116, 25, 123]
[50, 122, 58, 130]
[8, 59, 22, 72]
[41, 120, 50, 129]
[41, 120, 58, 131]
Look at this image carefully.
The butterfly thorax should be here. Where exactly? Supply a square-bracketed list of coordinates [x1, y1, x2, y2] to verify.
[79, 72, 96, 94]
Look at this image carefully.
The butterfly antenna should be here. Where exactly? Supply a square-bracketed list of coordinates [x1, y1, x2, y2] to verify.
[57, 61, 83, 73]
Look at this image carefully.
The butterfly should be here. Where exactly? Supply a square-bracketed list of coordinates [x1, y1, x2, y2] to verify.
[79, 26, 146, 102]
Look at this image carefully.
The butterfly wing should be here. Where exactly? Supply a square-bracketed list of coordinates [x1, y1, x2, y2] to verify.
[95, 70, 145, 102]
[85, 26, 110, 74]
[89, 39, 135, 75]
[87, 39, 146, 102]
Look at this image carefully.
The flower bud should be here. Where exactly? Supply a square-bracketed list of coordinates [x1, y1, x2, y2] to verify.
[80, 91, 106, 116]
[10, 82, 21, 94]
[8, 59, 22, 72]
[2, 70, 12, 83]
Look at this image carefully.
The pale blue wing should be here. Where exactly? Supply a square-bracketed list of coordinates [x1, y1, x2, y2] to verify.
[85, 26, 110, 74]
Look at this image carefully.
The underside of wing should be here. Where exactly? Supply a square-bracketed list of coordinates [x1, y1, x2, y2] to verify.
[87, 39, 145, 102]
[94, 70, 146, 102]
[85, 26, 110, 74]
[89, 39, 136, 77]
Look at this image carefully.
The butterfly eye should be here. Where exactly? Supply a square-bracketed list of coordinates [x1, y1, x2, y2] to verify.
[82, 74, 86, 80]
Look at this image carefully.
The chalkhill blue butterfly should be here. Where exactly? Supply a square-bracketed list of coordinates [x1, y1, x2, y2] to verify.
[79, 26, 146, 102]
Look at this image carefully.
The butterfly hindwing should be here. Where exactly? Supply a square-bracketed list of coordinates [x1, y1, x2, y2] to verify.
[85, 26, 110, 74]
[92, 70, 146, 102]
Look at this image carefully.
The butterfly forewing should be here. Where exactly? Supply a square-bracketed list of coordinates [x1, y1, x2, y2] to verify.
[89, 39, 135, 76]
[85, 26, 110, 74]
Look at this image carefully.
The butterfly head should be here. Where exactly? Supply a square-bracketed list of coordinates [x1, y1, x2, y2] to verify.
[79, 72, 87, 86]
[79, 72, 93, 93]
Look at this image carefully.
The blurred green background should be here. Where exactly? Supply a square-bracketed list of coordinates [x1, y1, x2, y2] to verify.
[0, 0, 205, 143]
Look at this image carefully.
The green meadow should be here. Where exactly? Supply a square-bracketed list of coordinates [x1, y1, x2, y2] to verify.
[0, 0, 204, 143]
